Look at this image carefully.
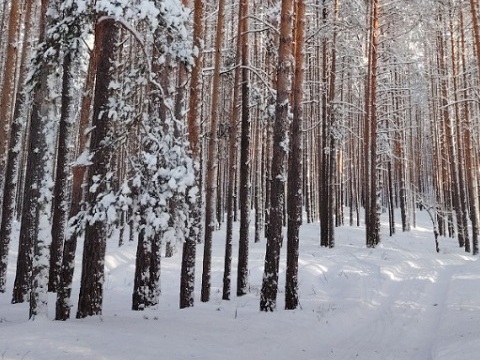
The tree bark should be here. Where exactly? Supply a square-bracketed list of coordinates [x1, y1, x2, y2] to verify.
[11, 0, 49, 306]
[180, 0, 204, 309]
[48, 47, 75, 292]
[468, 0, 480, 254]
[260, 0, 293, 312]
[222, 0, 242, 301]
[55, 35, 98, 320]
[237, 0, 251, 297]
[365, 0, 380, 248]
[76, 16, 118, 318]
[285, 0, 305, 310]
[0, 0, 33, 293]
[201, 0, 226, 303]
[0, 0, 23, 206]
[19, 0, 53, 319]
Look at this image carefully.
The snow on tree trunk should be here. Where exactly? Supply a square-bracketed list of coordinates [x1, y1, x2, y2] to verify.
[56, 8, 97, 319]
[180, 0, 203, 309]
[76, 15, 118, 319]
[285, 0, 305, 311]
[20, 0, 58, 319]
[0, 0, 23, 212]
[12, 0, 54, 307]
[132, 229, 152, 310]
[0, 0, 34, 293]
[49, 49, 75, 292]
[260, 0, 293, 312]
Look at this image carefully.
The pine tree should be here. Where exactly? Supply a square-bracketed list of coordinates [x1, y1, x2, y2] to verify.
[76, 13, 118, 319]
[260, 0, 293, 312]
[201, 0, 226, 303]
[237, 0, 251, 298]
[56, 22, 98, 320]
[132, 8, 195, 308]
[11, 0, 53, 308]
[49, 0, 85, 293]
[285, 0, 305, 310]
[222, 0, 243, 301]
[365, 0, 381, 248]
[468, 0, 480, 255]
[16, 0, 64, 318]
[180, 0, 204, 309]
[0, 0, 22, 205]
[0, 0, 34, 293]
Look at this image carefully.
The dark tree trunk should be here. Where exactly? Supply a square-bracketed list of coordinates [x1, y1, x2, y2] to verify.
[327, 0, 338, 248]
[0, 0, 33, 293]
[285, 0, 305, 310]
[55, 170, 84, 320]
[201, 0, 226, 303]
[11, 0, 49, 306]
[387, 160, 395, 236]
[49, 50, 74, 292]
[365, 0, 380, 248]
[132, 229, 151, 310]
[260, 0, 293, 312]
[237, 0, 251, 297]
[56, 36, 98, 320]
[149, 235, 161, 306]
[180, 0, 204, 309]
[222, 0, 242, 300]
[76, 17, 118, 319]
[466, 0, 480, 254]
[25, 0, 55, 319]
[0, 0, 23, 207]
[319, 0, 330, 248]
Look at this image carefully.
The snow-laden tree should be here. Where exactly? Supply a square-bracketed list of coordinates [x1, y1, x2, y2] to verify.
[56, 0, 196, 317]
[2, 0, 94, 317]
[0, 0, 35, 294]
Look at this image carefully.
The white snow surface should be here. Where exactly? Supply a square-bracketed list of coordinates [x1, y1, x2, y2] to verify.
[1, 210, 479, 359]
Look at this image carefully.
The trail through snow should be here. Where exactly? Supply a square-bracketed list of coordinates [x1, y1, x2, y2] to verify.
[1, 209, 479, 360]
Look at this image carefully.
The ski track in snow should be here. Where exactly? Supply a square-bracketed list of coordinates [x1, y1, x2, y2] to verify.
[296, 219, 479, 360]
[327, 253, 453, 359]
[1, 210, 480, 360]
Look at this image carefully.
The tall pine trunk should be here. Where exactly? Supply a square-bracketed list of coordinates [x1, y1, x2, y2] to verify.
[260, 0, 293, 312]
[0, 0, 23, 207]
[56, 38, 98, 320]
[201, 0, 226, 303]
[180, 0, 204, 309]
[0, 0, 34, 293]
[76, 16, 118, 318]
[222, 0, 242, 301]
[11, 0, 50, 306]
[365, 0, 380, 248]
[285, 0, 305, 310]
[237, 0, 251, 297]
[466, 0, 480, 254]
[10, 0, 55, 318]
[48, 49, 75, 292]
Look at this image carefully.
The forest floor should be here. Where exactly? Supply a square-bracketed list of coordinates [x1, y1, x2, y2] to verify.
[0, 209, 479, 360]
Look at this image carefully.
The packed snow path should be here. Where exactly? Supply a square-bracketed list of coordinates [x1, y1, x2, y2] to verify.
[312, 238, 476, 360]
[0, 211, 479, 359]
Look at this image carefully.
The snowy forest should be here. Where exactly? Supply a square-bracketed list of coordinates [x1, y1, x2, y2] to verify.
[0, 0, 480, 356]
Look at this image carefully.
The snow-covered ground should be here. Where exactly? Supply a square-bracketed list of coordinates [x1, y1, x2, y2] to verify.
[1, 209, 479, 360]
